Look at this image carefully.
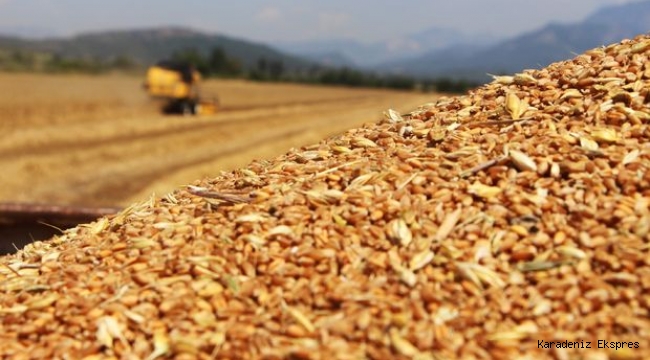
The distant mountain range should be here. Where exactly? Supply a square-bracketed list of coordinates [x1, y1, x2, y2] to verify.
[272, 27, 498, 68]
[375, 0, 650, 81]
[0, 27, 315, 71]
[274, 1, 650, 81]
[0, 1, 649, 82]
[0, 26, 60, 39]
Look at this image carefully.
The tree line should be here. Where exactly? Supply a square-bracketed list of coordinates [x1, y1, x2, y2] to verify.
[172, 47, 479, 93]
[0, 47, 478, 93]
[170, 47, 478, 93]
[0, 49, 138, 74]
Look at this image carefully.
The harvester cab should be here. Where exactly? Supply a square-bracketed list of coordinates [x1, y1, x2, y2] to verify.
[143, 60, 218, 115]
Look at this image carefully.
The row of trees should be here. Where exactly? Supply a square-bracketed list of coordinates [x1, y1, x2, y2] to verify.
[170, 46, 478, 93]
[0, 47, 478, 93]
[0, 50, 139, 73]
[171, 48, 242, 77]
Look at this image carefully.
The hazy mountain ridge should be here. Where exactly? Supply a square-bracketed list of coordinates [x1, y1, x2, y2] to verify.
[0, 26, 59, 39]
[585, 0, 650, 33]
[376, 0, 650, 81]
[298, 51, 358, 68]
[0, 27, 317, 71]
[272, 27, 499, 68]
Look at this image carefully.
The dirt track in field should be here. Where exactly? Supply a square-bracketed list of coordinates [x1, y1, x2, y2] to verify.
[0, 73, 438, 207]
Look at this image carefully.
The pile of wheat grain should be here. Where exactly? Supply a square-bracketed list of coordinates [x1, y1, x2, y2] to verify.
[1, 35, 650, 360]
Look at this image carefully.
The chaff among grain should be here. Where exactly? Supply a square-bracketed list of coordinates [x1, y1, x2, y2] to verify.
[186, 185, 252, 204]
[459, 156, 506, 177]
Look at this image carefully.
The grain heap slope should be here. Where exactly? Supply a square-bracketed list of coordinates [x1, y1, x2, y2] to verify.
[2, 36, 650, 359]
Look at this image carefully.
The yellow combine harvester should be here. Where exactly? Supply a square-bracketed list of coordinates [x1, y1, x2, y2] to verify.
[143, 60, 218, 115]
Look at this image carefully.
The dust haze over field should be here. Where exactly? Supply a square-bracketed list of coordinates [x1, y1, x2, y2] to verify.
[0, 73, 436, 208]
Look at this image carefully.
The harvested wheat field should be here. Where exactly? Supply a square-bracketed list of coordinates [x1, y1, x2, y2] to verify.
[0, 73, 434, 207]
[2, 35, 650, 359]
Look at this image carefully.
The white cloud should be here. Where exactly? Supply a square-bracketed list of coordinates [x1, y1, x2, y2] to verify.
[256, 6, 282, 22]
[318, 11, 350, 32]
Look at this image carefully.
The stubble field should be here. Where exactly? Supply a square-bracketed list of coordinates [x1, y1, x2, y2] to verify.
[0, 72, 437, 208]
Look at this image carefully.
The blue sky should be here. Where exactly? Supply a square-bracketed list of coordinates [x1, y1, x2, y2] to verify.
[0, 0, 639, 42]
